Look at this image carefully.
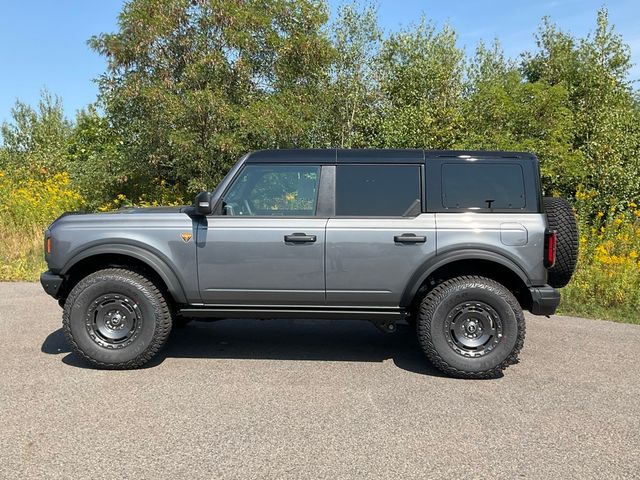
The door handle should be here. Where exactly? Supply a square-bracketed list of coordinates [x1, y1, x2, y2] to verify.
[284, 233, 317, 243]
[394, 234, 426, 243]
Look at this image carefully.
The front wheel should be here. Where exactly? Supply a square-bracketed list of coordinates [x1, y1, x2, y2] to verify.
[63, 268, 172, 369]
[417, 276, 525, 379]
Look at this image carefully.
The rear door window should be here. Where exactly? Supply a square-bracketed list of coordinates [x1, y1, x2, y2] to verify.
[335, 164, 421, 216]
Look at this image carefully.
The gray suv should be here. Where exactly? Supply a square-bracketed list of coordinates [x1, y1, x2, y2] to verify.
[40, 149, 578, 378]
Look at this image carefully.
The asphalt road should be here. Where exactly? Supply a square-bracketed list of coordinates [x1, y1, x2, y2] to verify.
[1, 282, 639, 479]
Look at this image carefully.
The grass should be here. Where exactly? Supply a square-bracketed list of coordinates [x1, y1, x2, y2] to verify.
[0, 225, 46, 282]
[559, 263, 640, 325]
[557, 208, 640, 325]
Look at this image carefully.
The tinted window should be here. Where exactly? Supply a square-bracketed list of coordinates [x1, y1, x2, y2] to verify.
[336, 165, 421, 216]
[442, 163, 525, 210]
[222, 164, 320, 216]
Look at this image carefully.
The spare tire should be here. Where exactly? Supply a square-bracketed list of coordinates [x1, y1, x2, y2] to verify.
[543, 197, 579, 288]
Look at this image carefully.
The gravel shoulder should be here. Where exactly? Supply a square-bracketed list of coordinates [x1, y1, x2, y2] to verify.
[1, 282, 639, 479]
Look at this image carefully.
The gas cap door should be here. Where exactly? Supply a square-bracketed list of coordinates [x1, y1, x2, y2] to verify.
[500, 222, 528, 246]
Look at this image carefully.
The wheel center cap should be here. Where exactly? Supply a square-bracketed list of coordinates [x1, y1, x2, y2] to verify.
[466, 322, 477, 334]
[108, 311, 123, 327]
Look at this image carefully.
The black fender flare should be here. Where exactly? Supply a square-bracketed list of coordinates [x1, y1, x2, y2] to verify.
[60, 243, 188, 304]
[400, 248, 532, 307]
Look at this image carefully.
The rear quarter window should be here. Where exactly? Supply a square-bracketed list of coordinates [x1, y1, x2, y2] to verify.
[441, 163, 526, 210]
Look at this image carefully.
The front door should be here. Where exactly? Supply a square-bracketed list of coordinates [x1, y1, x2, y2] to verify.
[197, 163, 326, 305]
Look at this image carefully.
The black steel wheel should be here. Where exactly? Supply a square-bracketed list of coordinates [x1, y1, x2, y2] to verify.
[63, 268, 172, 369]
[417, 276, 525, 379]
[444, 301, 503, 358]
[86, 293, 143, 348]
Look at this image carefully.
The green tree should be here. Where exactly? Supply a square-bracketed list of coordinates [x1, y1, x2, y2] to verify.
[90, 0, 333, 198]
[323, 1, 381, 147]
[0, 91, 71, 177]
[66, 107, 129, 208]
[375, 19, 464, 148]
[522, 9, 640, 210]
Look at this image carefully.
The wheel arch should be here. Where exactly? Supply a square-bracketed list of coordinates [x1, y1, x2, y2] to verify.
[401, 250, 533, 310]
[59, 244, 188, 305]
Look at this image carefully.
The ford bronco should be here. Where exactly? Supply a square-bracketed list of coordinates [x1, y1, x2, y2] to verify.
[40, 149, 578, 378]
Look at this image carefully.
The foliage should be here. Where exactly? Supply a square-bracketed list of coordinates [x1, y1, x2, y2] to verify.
[561, 203, 640, 324]
[0, 91, 71, 178]
[88, 0, 333, 198]
[66, 107, 128, 209]
[376, 20, 464, 149]
[322, 1, 381, 148]
[0, 171, 84, 280]
[522, 10, 640, 210]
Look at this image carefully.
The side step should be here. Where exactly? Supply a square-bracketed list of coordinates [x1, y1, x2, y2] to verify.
[178, 307, 405, 333]
[179, 307, 405, 323]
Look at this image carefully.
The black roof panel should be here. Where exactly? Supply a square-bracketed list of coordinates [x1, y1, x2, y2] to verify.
[245, 149, 535, 164]
[246, 149, 336, 163]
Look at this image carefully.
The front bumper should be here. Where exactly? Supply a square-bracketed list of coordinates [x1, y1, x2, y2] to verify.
[40, 271, 64, 299]
[529, 285, 561, 316]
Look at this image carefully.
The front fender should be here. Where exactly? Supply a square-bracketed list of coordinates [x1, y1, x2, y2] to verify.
[61, 242, 189, 304]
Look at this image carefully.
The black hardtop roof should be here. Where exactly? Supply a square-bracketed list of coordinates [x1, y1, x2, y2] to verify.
[245, 149, 536, 164]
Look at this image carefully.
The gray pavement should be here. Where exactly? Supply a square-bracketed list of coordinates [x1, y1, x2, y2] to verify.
[0, 282, 638, 479]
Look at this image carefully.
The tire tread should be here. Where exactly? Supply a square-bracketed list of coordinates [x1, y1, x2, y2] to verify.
[544, 197, 579, 288]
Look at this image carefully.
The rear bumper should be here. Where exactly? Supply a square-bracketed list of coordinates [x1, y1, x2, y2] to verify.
[529, 285, 561, 316]
[40, 271, 64, 299]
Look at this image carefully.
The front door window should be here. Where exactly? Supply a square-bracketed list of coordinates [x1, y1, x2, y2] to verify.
[222, 165, 320, 216]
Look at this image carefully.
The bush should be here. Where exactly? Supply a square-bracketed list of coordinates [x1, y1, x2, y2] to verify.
[560, 204, 640, 324]
[0, 171, 84, 280]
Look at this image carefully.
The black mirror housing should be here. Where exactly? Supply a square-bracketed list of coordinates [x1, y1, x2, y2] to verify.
[194, 191, 213, 216]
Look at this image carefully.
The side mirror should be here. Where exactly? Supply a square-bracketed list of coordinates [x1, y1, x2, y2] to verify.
[194, 191, 213, 216]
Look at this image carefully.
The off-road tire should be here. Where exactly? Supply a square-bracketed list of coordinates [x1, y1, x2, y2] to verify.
[417, 276, 525, 379]
[63, 268, 172, 369]
[543, 196, 579, 288]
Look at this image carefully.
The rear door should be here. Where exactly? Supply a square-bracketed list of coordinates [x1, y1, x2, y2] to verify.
[325, 164, 436, 307]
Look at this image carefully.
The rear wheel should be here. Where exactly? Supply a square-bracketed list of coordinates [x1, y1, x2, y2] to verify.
[63, 268, 172, 369]
[417, 276, 525, 379]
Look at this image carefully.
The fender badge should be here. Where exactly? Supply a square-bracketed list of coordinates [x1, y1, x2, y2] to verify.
[181, 233, 193, 243]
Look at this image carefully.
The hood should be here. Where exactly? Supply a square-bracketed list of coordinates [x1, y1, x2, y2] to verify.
[116, 206, 189, 214]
